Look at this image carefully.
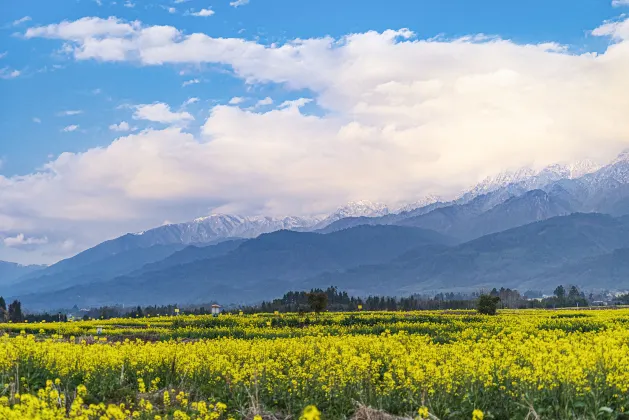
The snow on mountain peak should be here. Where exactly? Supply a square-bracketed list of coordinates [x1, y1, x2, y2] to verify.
[396, 195, 442, 213]
[128, 152, 622, 246]
[566, 159, 601, 178]
[331, 200, 389, 218]
[611, 149, 629, 165]
[458, 158, 601, 203]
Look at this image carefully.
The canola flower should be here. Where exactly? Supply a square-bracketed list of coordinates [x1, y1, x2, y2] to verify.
[1, 309, 629, 418]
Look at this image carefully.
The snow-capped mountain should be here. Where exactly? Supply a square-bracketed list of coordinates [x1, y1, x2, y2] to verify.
[312, 200, 390, 229]
[580, 150, 629, 188]
[134, 214, 322, 244]
[396, 195, 442, 213]
[456, 159, 601, 205]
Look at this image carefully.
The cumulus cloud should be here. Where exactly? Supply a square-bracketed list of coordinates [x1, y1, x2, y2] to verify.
[7, 15, 629, 263]
[228, 96, 245, 105]
[592, 17, 629, 40]
[279, 98, 312, 109]
[62, 125, 79, 132]
[612, 0, 629, 6]
[191, 8, 215, 17]
[255, 97, 273, 107]
[4, 234, 48, 248]
[132, 102, 194, 124]
[109, 121, 133, 131]
[183, 97, 199, 106]
[25, 17, 137, 42]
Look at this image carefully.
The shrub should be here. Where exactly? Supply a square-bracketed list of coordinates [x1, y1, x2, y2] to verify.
[477, 294, 500, 315]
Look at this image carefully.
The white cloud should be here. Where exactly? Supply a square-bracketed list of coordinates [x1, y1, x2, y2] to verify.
[612, 0, 629, 6]
[174, 0, 189, 3]
[58, 110, 83, 116]
[230, 0, 249, 7]
[13, 16, 32, 26]
[124, 1, 135, 7]
[132, 102, 194, 124]
[62, 125, 79, 132]
[109, 121, 132, 131]
[182, 78, 200, 87]
[4, 234, 48, 248]
[8, 15, 629, 263]
[228, 96, 245, 105]
[0, 68, 20, 79]
[94, 0, 102, 5]
[592, 17, 629, 40]
[191, 8, 215, 17]
[183, 97, 199, 106]
[167, 7, 177, 14]
[255, 97, 273, 107]
[24, 16, 138, 43]
[279, 98, 312, 109]
[0, 52, 7, 59]
[33, 117, 41, 123]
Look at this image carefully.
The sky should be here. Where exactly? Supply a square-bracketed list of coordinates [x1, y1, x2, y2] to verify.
[1, 0, 629, 265]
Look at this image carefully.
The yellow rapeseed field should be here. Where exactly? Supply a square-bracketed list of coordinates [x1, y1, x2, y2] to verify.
[1, 309, 628, 419]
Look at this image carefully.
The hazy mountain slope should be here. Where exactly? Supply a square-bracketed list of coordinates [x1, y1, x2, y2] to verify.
[303, 213, 629, 296]
[18, 225, 454, 309]
[0, 261, 45, 287]
[461, 189, 574, 239]
[131, 239, 247, 276]
[520, 248, 629, 291]
[394, 189, 523, 237]
[7, 244, 186, 295]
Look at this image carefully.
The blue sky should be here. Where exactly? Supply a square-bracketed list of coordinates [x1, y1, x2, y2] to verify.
[1, 0, 629, 264]
[1, 0, 622, 176]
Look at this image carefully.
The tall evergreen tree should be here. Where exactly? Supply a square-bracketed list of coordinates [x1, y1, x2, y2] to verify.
[0, 296, 6, 322]
[8, 300, 23, 323]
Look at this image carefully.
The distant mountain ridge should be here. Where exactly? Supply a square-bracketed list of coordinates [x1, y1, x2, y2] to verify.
[0, 261, 45, 287]
[304, 213, 629, 296]
[16, 213, 629, 310]
[454, 159, 601, 205]
[8, 150, 629, 310]
[17, 225, 455, 309]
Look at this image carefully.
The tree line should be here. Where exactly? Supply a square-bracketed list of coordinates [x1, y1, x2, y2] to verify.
[0, 297, 24, 323]
[2, 284, 625, 322]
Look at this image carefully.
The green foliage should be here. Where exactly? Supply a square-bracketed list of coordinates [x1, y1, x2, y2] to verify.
[308, 292, 328, 313]
[8, 299, 23, 323]
[477, 294, 500, 315]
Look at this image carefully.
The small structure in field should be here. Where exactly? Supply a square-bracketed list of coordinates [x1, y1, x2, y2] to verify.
[96, 326, 103, 335]
[211, 304, 221, 317]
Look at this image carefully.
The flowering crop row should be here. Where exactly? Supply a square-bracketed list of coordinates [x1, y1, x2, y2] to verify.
[1, 309, 628, 419]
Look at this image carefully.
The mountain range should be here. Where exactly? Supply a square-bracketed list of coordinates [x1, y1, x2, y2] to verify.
[4, 150, 629, 310]
[0, 261, 45, 287]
